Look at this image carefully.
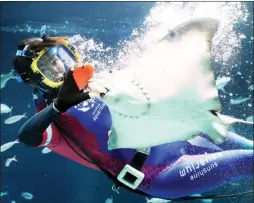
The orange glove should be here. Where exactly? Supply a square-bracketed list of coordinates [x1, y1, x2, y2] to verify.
[72, 64, 95, 91]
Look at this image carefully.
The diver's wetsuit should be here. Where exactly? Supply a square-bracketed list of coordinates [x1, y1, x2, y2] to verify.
[18, 89, 253, 199]
[19, 103, 59, 147]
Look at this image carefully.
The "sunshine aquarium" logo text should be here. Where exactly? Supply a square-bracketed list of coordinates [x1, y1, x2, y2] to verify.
[179, 152, 222, 180]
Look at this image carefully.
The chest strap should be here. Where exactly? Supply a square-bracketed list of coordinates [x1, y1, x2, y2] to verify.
[117, 147, 150, 190]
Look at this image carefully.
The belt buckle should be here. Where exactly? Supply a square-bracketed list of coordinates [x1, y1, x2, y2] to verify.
[117, 164, 144, 190]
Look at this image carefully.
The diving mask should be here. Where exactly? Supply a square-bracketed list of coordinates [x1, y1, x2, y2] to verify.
[15, 40, 82, 89]
[35, 44, 78, 83]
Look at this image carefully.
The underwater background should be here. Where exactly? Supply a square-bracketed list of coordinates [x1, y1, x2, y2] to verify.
[0, 2, 253, 203]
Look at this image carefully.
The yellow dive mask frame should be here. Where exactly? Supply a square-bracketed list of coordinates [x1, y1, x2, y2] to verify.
[30, 40, 82, 89]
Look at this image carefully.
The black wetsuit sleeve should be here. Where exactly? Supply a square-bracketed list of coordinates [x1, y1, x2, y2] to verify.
[18, 103, 60, 147]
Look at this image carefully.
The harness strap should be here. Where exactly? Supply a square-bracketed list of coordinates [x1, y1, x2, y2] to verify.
[117, 148, 150, 190]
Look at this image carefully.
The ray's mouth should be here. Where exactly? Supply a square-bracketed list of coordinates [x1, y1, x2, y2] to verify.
[103, 78, 152, 119]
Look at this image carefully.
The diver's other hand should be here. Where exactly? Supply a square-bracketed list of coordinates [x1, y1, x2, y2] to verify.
[88, 92, 100, 98]
[54, 66, 94, 113]
[87, 80, 108, 98]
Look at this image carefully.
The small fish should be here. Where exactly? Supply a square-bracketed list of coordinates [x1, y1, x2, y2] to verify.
[42, 147, 52, 154]
[21, 192, 33, 200]
[230, 97, 250, 105]
[4, 113, 27, 124]
[0, 140, 19, 152]
[191, 194, 213, 203]
[215, 76, 231, 93]
[11, 201, 16, 203]
[0, 191, 8, 197]
[201, 199, 213, 203]
[5, 155, 18, 167]
[249, 84, 254, 91]
[1, 104, 13, 115]
[105, 196, 113, 203]
[146, 197, 171, 203]
[1, 70, 17, 89]
[191, 194, 201, 197]
[239, 34, 246, 39]
[246, 116, 253, 123]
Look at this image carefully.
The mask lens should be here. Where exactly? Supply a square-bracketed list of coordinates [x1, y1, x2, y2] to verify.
[37, 45, 77, 82]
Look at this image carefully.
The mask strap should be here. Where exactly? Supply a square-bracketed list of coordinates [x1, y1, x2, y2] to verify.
[14, 45, 30, 83]
[16, 76, 23, 83]
[14, 25, 48, 84]
[16, 45, 30, 56]
[40, 25, 49, 39]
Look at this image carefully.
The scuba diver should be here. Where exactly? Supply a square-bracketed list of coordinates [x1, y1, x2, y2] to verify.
[13, 27, 253, 201]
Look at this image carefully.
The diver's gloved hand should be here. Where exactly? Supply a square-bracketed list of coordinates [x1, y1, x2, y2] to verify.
[53, 65, 94, 113]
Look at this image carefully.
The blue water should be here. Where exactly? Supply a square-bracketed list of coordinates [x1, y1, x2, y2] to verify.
[0, 2, 253, 203]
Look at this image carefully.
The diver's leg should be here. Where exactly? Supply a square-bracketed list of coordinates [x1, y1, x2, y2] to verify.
[148, 150, 253, 199]
[199, 132, 253, 150]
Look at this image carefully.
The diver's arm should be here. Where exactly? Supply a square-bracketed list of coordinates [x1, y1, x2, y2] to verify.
[19, 66, 95, 147]
[18, 103, 60, 147]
